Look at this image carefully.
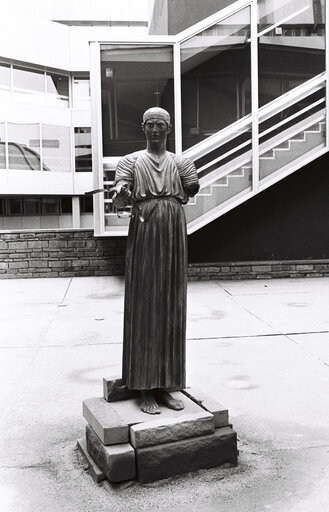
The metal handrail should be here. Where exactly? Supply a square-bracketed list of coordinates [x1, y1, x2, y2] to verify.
[198, 108, 325, 188]
[182, 73, 325, 166]
[260, 97, 325, 139]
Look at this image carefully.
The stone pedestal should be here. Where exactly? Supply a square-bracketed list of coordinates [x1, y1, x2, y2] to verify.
[79, 383, 238, 484]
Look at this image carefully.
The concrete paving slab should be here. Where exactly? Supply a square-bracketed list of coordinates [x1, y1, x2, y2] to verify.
[64, 276, 125, 303]
[288, 332, 329, 365]
[219, 277, 329, 296]
[187, 293, 277, 339]
[1, 276, 329, 512]
[0, 277, 71, 304]
[187, 336, 329, 449]
[0, 304, 59, 348]
[39, 301, 124, 346]
[187, 280, 231, 297]
[231, 292, 329, 333]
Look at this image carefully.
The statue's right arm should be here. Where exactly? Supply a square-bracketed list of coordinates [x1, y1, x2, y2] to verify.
[113, 153, 137, 207]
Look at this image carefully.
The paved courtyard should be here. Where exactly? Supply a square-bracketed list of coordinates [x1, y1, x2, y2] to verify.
[1, 275, 329, 511]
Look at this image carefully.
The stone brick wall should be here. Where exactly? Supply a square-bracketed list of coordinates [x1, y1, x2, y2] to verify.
[1, 230, 329, 280]
[0, 230, 126, 279]
[187, 261, 329, 280]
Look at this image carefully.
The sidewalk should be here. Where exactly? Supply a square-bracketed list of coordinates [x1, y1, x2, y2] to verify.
[1, 275, 329, 512]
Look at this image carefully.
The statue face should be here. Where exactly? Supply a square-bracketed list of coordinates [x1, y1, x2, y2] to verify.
[142, 117, 170, 144]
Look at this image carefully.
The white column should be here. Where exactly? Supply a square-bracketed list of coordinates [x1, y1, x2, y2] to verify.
[251, 0, 259, 192]
[173, 42, 182, 155]
[324, 2, 329, 150]
[72, 196, 81, 228]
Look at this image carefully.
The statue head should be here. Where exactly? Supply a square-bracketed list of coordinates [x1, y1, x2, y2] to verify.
[142, 107, 171, 127]
[141, 107, 172, 146]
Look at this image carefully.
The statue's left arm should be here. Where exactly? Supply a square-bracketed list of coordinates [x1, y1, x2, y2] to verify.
[175, 156, 200, 197]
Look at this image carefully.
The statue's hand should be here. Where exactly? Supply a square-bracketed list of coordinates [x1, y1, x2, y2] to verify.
[113, 183, 131, 207]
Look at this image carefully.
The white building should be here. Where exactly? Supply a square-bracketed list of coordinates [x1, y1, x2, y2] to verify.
[0, 0, 148, 230]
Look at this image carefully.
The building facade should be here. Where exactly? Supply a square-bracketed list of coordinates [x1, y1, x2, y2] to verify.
[1, 0, 329, 278]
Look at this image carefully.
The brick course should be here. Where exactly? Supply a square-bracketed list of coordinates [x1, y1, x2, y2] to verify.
[0, 230, 126, 279]
[1, 230, 329, 280]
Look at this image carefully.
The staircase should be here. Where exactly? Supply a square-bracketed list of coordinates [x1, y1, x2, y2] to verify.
[185, 103, 326, 233]
[96, 0, 327, 237]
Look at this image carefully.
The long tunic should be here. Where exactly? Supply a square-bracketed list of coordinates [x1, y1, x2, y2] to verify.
[114, 150, 199, 390]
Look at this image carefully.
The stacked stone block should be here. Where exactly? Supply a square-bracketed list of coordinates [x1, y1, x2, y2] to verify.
[2, 229, 327, 280]
[78, 378, 238, 484]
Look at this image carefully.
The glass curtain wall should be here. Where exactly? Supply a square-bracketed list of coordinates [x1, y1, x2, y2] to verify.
[258, 0, 325, 107]
[180, 7, 251, 151]
[0, 62, 70, 107]
[7, 123, 41, 170]
[100, 44, 175, 156]
[0, 123, 71, 172]
[0, 123, 5, 168]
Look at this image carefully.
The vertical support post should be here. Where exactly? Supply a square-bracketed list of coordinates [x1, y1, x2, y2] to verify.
[251, 0, 259, 191]
[324, 2, 329, 150]
[4, 121, 9, 170]
[39, 123, 43, 172]
[173, 42, 182, 155]
[90, 42, 105, 236]
[72, 196, 81, 228]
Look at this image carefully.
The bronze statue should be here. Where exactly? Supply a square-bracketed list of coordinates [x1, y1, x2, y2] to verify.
[113, 107, 199, 414]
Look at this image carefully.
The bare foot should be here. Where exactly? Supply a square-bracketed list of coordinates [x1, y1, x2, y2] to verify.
[140, 390, 161, 415]
[155, 389, 185, 411]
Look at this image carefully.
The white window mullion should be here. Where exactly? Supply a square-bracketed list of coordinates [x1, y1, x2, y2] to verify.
[173, 42, 182, 155]
[39, 123, 43, 171]
[324, 2, 329, 150]
[251, 0, 259, 192]
[4, 121, 9, 170]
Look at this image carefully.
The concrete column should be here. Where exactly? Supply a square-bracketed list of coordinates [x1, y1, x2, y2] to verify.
[72, 196, 81, 228]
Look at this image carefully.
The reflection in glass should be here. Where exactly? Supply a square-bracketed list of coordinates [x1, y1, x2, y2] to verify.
[180, 7, 251, 151]
[13, 66, 45, 103]
[80, 196, 93, 213]
[46, 73, 69, 107]
[7, 123, 42, 170]
[74, 127, 92, 172]
[73, 76, 91, 109]
[24, 197, 41, 215]
[42, 197, 60, 214]
[100, 44, 174, 156]
[61, 197, 72, 214]
[8, 198, 23, 215]
[258, 0, 325, 107]
[0, 123, 5, 169]
[42, 125, 71, 172]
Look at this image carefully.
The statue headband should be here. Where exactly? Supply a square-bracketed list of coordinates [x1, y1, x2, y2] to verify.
[142, 107, 171, 125]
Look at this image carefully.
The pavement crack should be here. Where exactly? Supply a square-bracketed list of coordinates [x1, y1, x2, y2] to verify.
[60, 277, 73, 305]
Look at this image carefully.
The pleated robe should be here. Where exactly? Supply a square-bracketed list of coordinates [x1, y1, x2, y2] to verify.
[114, 150, 199, 390]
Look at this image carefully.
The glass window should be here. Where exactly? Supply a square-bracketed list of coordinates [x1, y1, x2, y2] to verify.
[42, 197, 59, 214]
[258, 0, 325, 107]
[7, 123, 42, 170]
[74, 127, 92, 172]
[8, 197, 23, 215]
[0, 197, 4, 215]
[41, 125, 71, 172]
[46, 72, 69, 108]
[24, 197, 41, 215]
[73, 76, 91, 109]
[13, 66, 45, 103]
[0, 123, 6, 169]
[60, 197, 72, 214]
[100, 44, 175, 156]
[0, 63, 11, 97]
[180, 7, 251, 150]
[80, 196, 93, 213]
